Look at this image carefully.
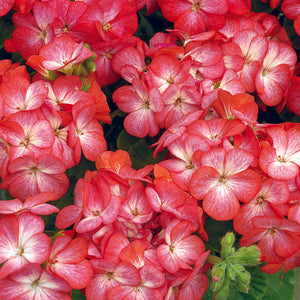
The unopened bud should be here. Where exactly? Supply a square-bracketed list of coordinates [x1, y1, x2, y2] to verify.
[231, 264, 251, 285]
[229, 245, 261, 266]
[84, 58, 97, 73]
[221, 232, 235, 259]
[215, 279, 230, 300]
[226, 265, 236, 281]
[211, 262, 226, 291]
[235, 278, 250, 293]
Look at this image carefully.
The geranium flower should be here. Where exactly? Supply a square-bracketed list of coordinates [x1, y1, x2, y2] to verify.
[190, 148, 261, 220]
[0, 263, 72, 300]
[113, 78, 163, 138]
[0, 213, 51, 280]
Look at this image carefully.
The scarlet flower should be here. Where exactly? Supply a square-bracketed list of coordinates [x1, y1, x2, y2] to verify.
[0, 111, 55, 161]
[232, 29, 268, 93]
[187, 118, 246, 146]
[160, 0, 228, 35]
[185, 41, 225, 80]
[157, 84, 202, 129]
[106, 239, 165, 299]
[0, 75, 48, 116]
[213, 90, 258, 124]
[75, 177, 120, 234]
[44, 75, 87, 110]
[92, 36, 138, 87]
[4, 2, 57, 60]
[77, 0, 138, 41]
[201, 70, 246, 109]
[282, 0, 300, 35]
[111, 39, 148, 83]
[147, 53, 194, 93]
[118, 182, 153, 224]
[255, 40, 297, 106]
[41, 105, 75, 169]
[158, 134, 210, 191]
[0, 0, 15, 17]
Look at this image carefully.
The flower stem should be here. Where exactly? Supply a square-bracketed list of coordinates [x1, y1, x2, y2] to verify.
[207, 254, 223, 265]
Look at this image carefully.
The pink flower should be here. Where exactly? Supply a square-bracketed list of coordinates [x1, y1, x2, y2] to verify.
[190, 148, 261, 220]
[160, 0, 228, 35]
[0, 192, 59, 215]
[240, 216, 300, 264]
[113, 78, 163, 138]
[0, 263, 72, 300]
[68, 99, 107, 163]
[28, 35, 94, 74]
[1, 154, 69, 200]
[85, 259, 141, 299]
[157, 219, 205, 273]
[46, 235, 93, 289]
[0, 213, 51, 280]
[259, 125, 300, 180]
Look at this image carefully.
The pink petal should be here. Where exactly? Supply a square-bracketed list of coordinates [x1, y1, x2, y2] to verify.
[203, 184, 240, 220]
[189, 166, 220, 199]
[55, 205, 82, 229]
[228, 170, 261, 203]
[23, 233, 51, 263]
[55, 237, 88, 264]
[50, 259, 93, 289]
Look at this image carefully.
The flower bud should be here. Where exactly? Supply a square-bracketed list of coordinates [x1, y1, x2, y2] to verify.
[215, 279, 230, 300]
[226, 265, 236, 281]
[235, 278, 250, 293]
[231, 264, 251, 285]
[211, 262, 226, 291]
[221, 232, 235, 259]
[84, 58, 97, 73]
[228, 245, 261, 266]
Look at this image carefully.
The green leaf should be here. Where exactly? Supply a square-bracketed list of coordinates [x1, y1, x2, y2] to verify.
[261, 269, 295, 300]
[71, 289, 86, 299]
[117, 129, 140, 151]
[117, 129, 167, 169]
[0, 12, 14, 49]
[66, 156, 96, 179]
[128, 138, 167, 169]
[3, 189, 13, 200]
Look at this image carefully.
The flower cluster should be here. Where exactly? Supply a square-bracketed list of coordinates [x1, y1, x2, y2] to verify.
[0, 0, 299, 299]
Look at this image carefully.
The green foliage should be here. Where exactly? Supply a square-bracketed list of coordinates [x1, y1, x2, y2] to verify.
[0, 11, 14, 52]
[261, 269, 295, 300]
[205, 265, 295, 300]
[71, 289, 86, 300]
[117, 129, 167, 169]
